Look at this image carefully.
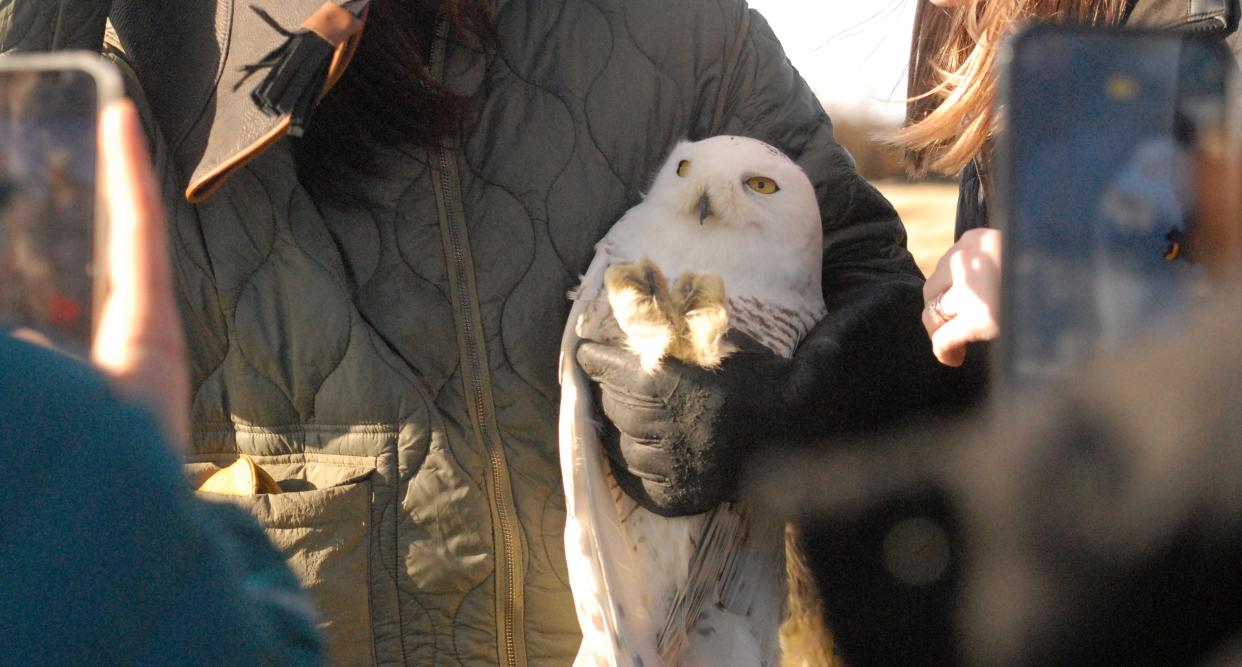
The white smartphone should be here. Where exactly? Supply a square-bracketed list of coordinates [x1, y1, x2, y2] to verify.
[0, 52, 123, 355]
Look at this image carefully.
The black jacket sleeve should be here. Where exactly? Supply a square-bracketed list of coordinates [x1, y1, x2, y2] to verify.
[705, 8, 961, 433]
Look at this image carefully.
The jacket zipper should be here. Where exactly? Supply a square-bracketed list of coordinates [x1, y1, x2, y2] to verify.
[430, 26, 524, 667]
[437, 146, 521, 667]
[1181, 15, 1228, 32]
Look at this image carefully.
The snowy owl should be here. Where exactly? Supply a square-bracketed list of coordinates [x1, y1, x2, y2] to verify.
[558, 136, 828, 666]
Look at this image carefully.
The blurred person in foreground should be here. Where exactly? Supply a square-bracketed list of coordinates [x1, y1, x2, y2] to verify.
[899, 0, 1240, 388]
[1, 1, 955, 662]
[783, 1, 1242, 664]
[757, 280, 1242, 666]
[769, 61, 1242, 661]
[0, 100, 323, 665]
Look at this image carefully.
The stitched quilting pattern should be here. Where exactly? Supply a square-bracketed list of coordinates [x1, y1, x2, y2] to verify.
[154, 0, 902, 664]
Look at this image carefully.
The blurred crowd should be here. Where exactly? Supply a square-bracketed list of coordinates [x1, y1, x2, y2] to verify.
[2, 0, 1242, 665]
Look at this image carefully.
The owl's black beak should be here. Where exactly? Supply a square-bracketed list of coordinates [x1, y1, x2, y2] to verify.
[698, 194, 713, 224]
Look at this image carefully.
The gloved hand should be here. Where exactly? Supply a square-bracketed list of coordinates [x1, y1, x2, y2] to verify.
[575, 325, 841, 517]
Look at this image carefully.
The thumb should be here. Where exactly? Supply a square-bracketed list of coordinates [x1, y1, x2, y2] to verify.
[91, 98, 189, 449]
[575, 340, 635, 385]
[94, 99, 171, 347]
[929, 316, 975, 368]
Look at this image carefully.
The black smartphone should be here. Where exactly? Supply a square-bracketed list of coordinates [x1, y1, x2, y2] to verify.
[0, 53, 121, 356]
[993, 25, 1236, 392]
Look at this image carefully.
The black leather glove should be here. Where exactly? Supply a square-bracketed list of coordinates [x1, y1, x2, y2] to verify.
[576, 327, 838, 517]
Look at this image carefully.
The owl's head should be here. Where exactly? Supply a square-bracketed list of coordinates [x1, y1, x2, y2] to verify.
[646, 136, 820, 245]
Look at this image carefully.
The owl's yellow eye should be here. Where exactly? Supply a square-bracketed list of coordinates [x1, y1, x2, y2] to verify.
[745, 176, 779, 194]
[677, 160, 691, 177]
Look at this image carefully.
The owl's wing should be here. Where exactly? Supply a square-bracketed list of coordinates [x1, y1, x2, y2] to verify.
[656, 503, 746, 662]
[667, 295, 825, 666]
[559, 244, 661, 667]
[714, 504, 788, 666]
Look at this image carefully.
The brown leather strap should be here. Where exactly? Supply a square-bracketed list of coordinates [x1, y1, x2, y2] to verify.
[302, 2, 362, 46]
[184, 3, 370, 203]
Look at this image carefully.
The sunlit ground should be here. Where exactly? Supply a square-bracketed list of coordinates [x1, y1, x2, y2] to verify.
[875, 180, 959, 278]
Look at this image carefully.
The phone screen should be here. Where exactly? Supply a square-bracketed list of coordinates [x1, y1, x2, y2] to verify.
[0, 66, 99, 355]
[996, 28, 1233, 391]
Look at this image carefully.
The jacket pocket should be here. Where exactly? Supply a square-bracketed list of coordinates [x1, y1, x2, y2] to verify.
[189, 453, 377, 667]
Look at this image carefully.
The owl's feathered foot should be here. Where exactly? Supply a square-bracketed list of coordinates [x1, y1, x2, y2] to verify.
[606, 258, 680, 373]
[670, 272, 734, 369]
[605, 258, 733, 373]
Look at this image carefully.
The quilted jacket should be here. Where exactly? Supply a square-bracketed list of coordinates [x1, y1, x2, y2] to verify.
[1, 1, 930, 665]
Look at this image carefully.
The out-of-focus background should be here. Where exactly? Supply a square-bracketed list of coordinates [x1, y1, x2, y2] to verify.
[747, 0, 957, 276]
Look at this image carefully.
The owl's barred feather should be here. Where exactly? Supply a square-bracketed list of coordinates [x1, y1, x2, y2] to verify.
[559, 136, 829, 666]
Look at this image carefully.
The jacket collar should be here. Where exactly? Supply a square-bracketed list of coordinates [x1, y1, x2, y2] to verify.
[1126, 0, 1239, 34]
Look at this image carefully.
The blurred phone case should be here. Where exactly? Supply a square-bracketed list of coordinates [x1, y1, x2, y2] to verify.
[993, 25, 1236, 393]
[0, 53, 122, 355]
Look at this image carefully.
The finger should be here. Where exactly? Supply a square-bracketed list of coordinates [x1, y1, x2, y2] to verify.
[608, 434, 673, 483]
[921, 289, 957, 338]
[575, 340, 627, 380]
[948, 245, 1002, 315]
[933, 287, 963, 321]
[92, 99, 189, 448]
[929, 315, 982, 367]
[923, 247, 956, 302]
[948, 245, 974, 295]
[939, 286, 998, 339]
[10, 328, 57, 350]
[94, 99, 176, 359]
[576, 341, 655, 392]
[921, 301, 945, 338]
[597, 386, 668, 439]
[936, 342, 967, 368]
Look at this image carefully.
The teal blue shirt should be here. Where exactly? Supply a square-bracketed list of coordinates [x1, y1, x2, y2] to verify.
[0, 336, 323, 665]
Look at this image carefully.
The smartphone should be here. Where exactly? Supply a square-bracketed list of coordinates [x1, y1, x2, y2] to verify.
[993, 26, 1236, 392]
[0, 53, 122, 356]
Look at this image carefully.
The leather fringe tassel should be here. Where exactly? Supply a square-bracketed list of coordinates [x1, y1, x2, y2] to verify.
[237, 2, 367, 136]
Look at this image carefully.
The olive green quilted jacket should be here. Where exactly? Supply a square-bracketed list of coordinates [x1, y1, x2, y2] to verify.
[2, 1, 928, 665]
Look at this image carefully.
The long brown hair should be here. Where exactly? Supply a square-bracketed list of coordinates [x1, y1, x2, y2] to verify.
[295, 0, 497, 197]
[898, 0, 1129, 181]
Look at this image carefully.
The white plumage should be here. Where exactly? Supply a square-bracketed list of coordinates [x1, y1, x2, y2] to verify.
[558, 136, 827, 666]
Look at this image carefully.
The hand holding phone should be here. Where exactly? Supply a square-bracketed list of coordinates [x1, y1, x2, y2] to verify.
[1, 53, 187, 449]
[92, 98, 190, 450]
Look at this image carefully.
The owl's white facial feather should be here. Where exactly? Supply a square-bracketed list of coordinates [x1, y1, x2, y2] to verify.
[605, 136, 825, 310]
[650, 137, 817, 235]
